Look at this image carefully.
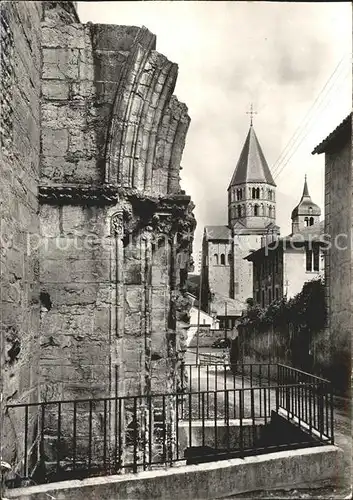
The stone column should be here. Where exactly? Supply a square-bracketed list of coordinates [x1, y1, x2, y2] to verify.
[111, 210, 125, 398]
[110, 211, 126, 469]
[141, 228, 153, 396]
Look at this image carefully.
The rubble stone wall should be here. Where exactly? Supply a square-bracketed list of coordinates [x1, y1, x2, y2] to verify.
[0, 0, 43, 468]
[324, 139, 352, 391]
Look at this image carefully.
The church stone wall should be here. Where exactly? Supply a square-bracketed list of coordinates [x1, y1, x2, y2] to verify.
[233, 234, 263, 303]
[207, 241, 232, 298]
[0, 0, 43, 468]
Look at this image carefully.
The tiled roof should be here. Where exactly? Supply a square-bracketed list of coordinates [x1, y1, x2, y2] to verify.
[209, 293, 243, 316]
[204, 225, 231, 241]
[312, 113, 352, 154]
[229, 126, 276, 188]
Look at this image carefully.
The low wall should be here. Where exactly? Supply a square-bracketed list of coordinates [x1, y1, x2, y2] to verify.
[233, 324, 347, 392]
[5, 445, 343, 499]
[178, 419, 264, 452]
[188, 327, 227, 348]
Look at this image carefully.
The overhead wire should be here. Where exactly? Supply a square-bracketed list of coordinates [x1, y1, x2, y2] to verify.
[274, 63, 351, 180]
[271, 54, 351, 179]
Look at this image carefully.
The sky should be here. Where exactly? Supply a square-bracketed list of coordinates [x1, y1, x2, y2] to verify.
[78, 1, 352, 268]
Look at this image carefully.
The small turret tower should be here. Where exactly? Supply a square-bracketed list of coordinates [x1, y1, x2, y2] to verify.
[291, 175, 321, 234]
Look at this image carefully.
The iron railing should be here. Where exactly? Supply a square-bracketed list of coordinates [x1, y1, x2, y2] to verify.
[277, 364, 334, 441]
[5, 376, 334, 488]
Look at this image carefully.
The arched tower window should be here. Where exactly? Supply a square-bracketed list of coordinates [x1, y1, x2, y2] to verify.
[237, 205, 242, 218]
[214, 254, 218, 265]
[309, 217, 314, 226]
[260, 187, 264, 199]
[256, 187, 260, 199]
[268, 205, 272, 218]
[252, 187, 256, 199]
[304, 217, 309, 227]
[268, 189, 272, 201]
[254, 204, 259, 216]
[220, 254, 225, 265]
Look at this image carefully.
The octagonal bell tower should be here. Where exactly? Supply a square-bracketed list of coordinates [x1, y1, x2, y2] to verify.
[227, 115, 279, 305]
[228, 123, 277, 230]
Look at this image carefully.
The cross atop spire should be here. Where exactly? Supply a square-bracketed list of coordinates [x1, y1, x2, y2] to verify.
[246, 104, 257, 127]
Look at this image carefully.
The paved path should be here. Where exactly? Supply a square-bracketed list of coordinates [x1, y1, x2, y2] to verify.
[185, 350, 351, 499]
[184, 349, 278, 420]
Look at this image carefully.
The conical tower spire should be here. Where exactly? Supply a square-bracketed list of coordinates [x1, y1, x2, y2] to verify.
[228, 123, 278, 230]
[229, 126, 276, 188]
[302, 174, 310, 197]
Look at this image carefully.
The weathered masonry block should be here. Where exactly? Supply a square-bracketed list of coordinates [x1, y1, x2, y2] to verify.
[1, 0, 195, 477]
[1, 0, 43, 473]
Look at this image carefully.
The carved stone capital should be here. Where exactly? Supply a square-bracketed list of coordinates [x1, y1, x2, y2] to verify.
[111, 211, 124, 236]
[151, 212, 174, 237]
[141, 225, 154, 243]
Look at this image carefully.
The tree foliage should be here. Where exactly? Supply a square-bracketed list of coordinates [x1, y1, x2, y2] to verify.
[240, 278, 326, 332]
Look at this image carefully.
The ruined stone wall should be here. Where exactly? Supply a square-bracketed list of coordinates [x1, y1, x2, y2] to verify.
[0, 2, 195, 479]
[0, 0, 43, 467]
[38, 2, 195, 403]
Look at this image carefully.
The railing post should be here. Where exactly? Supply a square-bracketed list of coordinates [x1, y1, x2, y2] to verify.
[180, 361, 185, 393]
[330, 386, 334, 444]
[239, 390, 244, 458]
[225, 391, 230, 450]
[57, 402, 62, 477]
[214, 391, 218, 449]
[201, 392, 205, 447]
[24, 406, 29, 479]
[72, 402, 77, 472]
[206, 365, 210, 418]
[148, 396, 153, 469]
[286, 383, 291, 417]
[318, 382, 324, 438]
[250, 388, 255, 447]
[133, 397, 138, 473]
[188, 392, 192, 448]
